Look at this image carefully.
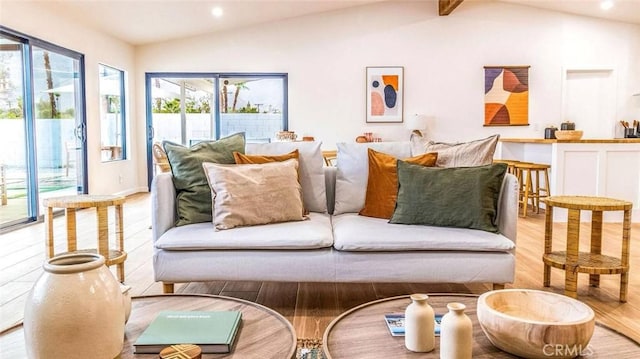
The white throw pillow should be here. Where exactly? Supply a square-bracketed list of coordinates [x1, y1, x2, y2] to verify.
[246, 141, 327, 213]
[203, 159, 306, 230]
[333, 141, 412, 215]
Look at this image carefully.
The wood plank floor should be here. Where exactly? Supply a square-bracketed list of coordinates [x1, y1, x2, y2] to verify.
[1, 193, 639, 344]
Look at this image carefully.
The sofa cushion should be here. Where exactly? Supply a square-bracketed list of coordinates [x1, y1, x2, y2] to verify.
[333, 141, 412, 215]
[203, 159, 306, 230]
[359, 149, 438, 219]
[246, 141, 327, 213]
[332, 213, 514, 252]
[155, 213, 333, 250]
[412, 134, 499, 167]
[163, 132, 245, 226]
[390, 162, 507, 233]
[233, 149, 299, 164]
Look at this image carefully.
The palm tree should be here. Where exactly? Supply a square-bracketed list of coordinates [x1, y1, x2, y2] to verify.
[221, 80, 229, 113]
[43, 51, 58, 118]
[232, 81, 249, 112]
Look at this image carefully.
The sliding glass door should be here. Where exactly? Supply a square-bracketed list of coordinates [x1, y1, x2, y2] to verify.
[0, 36, 29, 226]
[146, 73, 287, 186]
[0, 29, 86, 229]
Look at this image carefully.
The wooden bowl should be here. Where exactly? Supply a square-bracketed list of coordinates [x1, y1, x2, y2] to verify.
[554, 130, 583, 140]
[477, 289, 595, 358]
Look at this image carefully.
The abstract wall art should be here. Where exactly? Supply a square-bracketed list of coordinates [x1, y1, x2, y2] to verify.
[484, 66, 530, 126]
[366, 66, 404, 123]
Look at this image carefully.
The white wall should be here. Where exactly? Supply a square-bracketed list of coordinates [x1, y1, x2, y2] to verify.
[1, 1, 142, 196]
[136, 1, 640, 152]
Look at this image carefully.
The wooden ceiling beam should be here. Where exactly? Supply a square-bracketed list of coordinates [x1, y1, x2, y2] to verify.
[439, 0, 464, 16]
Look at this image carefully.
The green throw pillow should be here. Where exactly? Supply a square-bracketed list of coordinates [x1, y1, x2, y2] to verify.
[389, 161, 507, 233]
[163, 133, 245, 226]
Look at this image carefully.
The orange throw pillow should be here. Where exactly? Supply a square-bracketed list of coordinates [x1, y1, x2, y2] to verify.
[359, 149, 438, 219]
[233, 149, 299, 164]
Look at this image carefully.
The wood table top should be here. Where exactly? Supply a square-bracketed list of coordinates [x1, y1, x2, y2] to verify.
[322, 294, 640, 358]
[0, 294, 297, 359]
[43, 194, 126, 208]
[543, 196, 632, 211]
[500, 138, 640, 144]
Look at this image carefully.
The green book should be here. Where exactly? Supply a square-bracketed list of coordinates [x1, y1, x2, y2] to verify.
[134, 310, 242, 354]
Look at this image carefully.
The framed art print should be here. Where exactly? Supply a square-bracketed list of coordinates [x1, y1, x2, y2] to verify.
[366, 66, 404, 123]
[484, 65, 530, 126]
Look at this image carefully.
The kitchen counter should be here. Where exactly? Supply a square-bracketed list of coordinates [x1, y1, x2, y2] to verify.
[497, 139, 640, 222]
[501, 138, 640, 143]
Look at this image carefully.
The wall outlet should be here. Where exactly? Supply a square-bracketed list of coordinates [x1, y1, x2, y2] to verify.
[118, 174, 123, 184]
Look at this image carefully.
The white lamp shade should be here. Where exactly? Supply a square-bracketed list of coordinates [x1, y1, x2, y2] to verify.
[408, 114, 429, 130]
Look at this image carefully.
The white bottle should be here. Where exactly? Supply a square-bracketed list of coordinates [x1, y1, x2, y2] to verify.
[440, 302, 473, 359]
[404, 293, 435, 352]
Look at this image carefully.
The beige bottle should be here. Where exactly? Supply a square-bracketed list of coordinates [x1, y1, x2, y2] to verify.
[404, 293, 435, 352]
[440, 302, 473, 359]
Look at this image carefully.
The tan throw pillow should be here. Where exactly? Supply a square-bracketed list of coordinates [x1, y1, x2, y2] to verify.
[359, 149, 438, 219]
[202, 159, 306, 230]
[233, 149, 299, 164]
[234, 149, 306, 214]
[424, 134, 499, 167]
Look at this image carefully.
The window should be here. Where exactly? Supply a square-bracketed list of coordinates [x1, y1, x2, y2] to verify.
[99, 64, 125, 161]
[146, 72, 287, 185]
[218, 75, 287, 143]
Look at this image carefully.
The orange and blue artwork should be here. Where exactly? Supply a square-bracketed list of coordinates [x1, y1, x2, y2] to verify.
[484, 66, 529, 126]
[366, 66, 404, 123]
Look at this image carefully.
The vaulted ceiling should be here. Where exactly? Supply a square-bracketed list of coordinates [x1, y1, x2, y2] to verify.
[10, 0, 640, 46]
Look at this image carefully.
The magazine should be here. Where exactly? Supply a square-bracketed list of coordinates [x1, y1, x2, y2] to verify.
[384, 313, 442, 337]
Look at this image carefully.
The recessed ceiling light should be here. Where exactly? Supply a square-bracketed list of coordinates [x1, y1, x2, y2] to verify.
[600, 0, 614, 10]
[211, 6, 223, 18]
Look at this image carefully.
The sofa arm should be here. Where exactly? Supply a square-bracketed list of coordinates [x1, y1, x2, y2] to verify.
[151, 172, 177, 242]
[497, 173, 518, 245]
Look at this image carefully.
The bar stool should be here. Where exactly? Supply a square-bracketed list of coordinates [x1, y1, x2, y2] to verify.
[492, 159, 519, 175]
[514, 162, 551, 217]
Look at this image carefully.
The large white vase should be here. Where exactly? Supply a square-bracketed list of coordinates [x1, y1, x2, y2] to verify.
[24, 253, 125, 359]
[405, 293, 435, 352]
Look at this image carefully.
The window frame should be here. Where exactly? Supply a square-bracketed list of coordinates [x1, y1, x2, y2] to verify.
[98, 63, 127, 161]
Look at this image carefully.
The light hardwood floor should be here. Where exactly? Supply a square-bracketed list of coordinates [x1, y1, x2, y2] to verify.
[1, 193, 639, 343]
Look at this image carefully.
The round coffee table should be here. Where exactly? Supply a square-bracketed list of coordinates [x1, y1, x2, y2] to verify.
[323, 294, 639, 358]
[0, 294, 297, 358]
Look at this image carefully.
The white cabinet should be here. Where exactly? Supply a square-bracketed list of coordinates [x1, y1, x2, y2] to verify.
[498, 139, 640, 222]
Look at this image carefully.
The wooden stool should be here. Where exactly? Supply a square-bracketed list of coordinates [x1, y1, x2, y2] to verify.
[542, 196, 632, 302]
[492, 159, 519, 175]
[322, 150, 337, 166]
[514, 162, 551, 217]
[43, 195, 127, 282]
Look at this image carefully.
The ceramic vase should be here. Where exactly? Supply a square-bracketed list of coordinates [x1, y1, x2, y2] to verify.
[121, 284, 132, 323]
[24, 253, 125, 359]
[440, 302, 473, 359]
[405, 293, 435, 352]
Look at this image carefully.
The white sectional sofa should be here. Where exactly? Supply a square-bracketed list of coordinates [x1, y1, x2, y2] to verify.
[151, 140, 518, 293]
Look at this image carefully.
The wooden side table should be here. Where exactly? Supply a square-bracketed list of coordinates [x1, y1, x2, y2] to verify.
[43, 195, 127, 282]
[542, 195, 632, 302]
